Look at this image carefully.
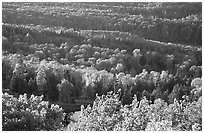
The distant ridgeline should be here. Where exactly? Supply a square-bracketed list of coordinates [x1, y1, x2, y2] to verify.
[2, 2, 202, 46]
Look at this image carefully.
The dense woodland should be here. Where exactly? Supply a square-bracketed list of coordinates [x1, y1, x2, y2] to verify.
[2, 2, 202, 131]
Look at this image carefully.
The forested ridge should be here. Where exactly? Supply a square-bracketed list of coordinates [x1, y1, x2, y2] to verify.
[2, 2, 202, 131]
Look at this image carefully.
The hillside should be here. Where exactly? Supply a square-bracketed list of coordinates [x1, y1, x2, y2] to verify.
[2, 2, 202, 131]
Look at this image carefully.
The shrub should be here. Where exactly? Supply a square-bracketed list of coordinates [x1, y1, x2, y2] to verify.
[67, 92, 122, 131]
[66, 92, 202, 131]
[2, 93, 65, 131]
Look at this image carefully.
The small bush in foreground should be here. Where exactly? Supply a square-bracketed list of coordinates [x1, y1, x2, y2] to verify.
[2, 93, 65, 131]
[67, 92, 202, 131]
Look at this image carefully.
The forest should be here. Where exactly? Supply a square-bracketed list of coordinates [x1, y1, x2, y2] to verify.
[2, 2, 202, 131]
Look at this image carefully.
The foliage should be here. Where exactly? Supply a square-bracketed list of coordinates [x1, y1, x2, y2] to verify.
[3, 2, 202, 45]
[2, 93, 65, 131]
[2, 2, 202, 131]
[66, 92, 202, 131]
[57, 79, 74, 103]
[67, 92, 122, 131]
